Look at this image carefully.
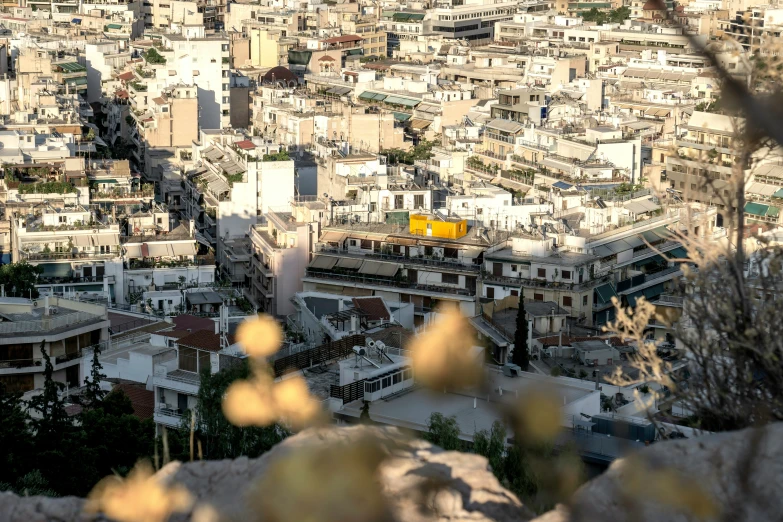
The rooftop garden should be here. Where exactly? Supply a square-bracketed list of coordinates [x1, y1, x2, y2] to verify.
[18, 181, 77, 194]
[143, 48, 166, 65]
[262, 150, 291, 162]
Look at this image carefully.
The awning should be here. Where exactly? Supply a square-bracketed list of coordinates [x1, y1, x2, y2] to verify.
[124, 244, 143, 258]
[107, 23, 123, 30]
[358, 260, 400, 276]
[745, 201, 771, 217]
[186, 291, 223, 305]
[171, 242, 197, 256]
[409, 118, 432, 131]
[595, 283, 618, 305]
[553, 181, 573, 190]
[72, 235, 92, 247]
[309, 256, 338, 270]
[71, 18, 81, 24]
[95, 234, 119, 246]
[320, 231, 345, 242]
[393, 112, 411, 122]
[664, 247, 688, 260]
[326, 86, 351, 95]
[336, 258, 363, 269]
[95, 178, 118, 184]
[383, 95, 419, 108]
[145, 243, 170, 257]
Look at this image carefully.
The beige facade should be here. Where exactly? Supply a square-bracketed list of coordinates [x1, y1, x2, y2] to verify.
[139, 86, 198, 148]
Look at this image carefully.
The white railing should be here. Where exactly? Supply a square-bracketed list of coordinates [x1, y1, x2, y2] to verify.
[0, 311, 102, 334]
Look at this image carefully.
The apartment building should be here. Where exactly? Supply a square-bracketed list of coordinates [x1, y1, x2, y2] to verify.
[184, 133, 295, 260]
[246, 209, 317, 316]
[304, 213, 499, 319]
[426, 0, 516, 42]
[132, 84, 198, 149]
[0, 296, 110, 393]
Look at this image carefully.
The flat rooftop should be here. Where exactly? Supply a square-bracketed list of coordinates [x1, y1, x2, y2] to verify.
[340, 369, 596, 439]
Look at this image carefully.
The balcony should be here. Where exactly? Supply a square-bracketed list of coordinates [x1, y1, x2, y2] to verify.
[153, 365, 200, 395]
[22, 250, 120, 262]
[125, 254, 215, 269]
[317, 247, 480, 273]
[617, 266, 682, 295]
[305, 269, 474, 297]
[485, 132, 515, 144]
[153, 407, 185, 428]
[483, 272, 609, 292]
[0, 345, 88, 374]
[0, 311, 104, 336]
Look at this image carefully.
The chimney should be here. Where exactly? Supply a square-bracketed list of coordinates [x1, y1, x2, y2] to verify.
[350, 314, 358, 332]
[44, 295, 49, 315]
[214, 319, 220, 335]
[189, 218, 195, 237]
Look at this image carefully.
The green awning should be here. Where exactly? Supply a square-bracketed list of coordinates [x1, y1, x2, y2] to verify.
[595, 283, 617, 305]
[107, 23, 123, 30]
[773, 188, 783, 199]
[393, 112, 411, 122]
[384, 95, 419, 107]
[346, 49, 363, 56]
[58, 62, 86, 72]
[643, 283, 666, 299]
[745, 201, 769, 217]
[359, 91, 376, 101]
[634, 254, 663, 268]
[95, 179, 118, 184]
[641, 226, 672, 243]
[665, 247, 688, 260]
[65, 77, 88, 86]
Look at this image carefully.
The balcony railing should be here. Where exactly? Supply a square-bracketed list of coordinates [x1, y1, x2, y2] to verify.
[317, 247, 481, 273]
[22, 250, 120, 261]
[483, 272, 609, 291]
[0, 311, 103, 335]
[305, 269, 474, 296]
[126, 254, 216, 269]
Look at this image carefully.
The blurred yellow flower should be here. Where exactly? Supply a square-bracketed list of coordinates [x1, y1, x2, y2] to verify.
[223, 373, 321, 429]
[513, 389, 563, 444]
[85, 462, 193, 522]
[237, 314, 283, 358]
[410, 309, 483, 389]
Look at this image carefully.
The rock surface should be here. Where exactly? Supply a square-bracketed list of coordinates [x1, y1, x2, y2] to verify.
[1, 423, 781, 522]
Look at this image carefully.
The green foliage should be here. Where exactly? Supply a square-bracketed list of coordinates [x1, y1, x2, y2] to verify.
[81, 346, 107, 408]
[579, 6, 629, 24]
[512, 301, 530, 371]
[143, 47, 166, 65]
[359, 401, 372, 424]
[425, 412, 463, 451]
[225, 172, 245, 186]
[550, 366, 562, 377]
[0, 470, 57, 497]
[0, 383, 34, 487]
[383, 140, 436, 165]
[17, 181, 76, 194]
[189, 361, 288, 460]
[0, 261, 43, 298]
[79, 390, 156, 480]
[262, 150, 291, 162]
[473, 420, 506, 480]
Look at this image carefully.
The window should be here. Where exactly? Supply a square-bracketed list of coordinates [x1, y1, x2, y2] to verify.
[583, 295, 588, 306]
[442, 273, 458, 285]
[561, 270, 571, 279]
[534, 293, 543, 301]
[414, 194, 424, 208]
[511, 290, 519, 297]
[511, 264, 517, 272]
[537, 268, 546, 278]
[563, 296, 572, 307]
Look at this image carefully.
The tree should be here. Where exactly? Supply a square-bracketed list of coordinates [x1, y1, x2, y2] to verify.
[81, 345, 107, 408]
[0, 383, 34, 488]
[191, 360, 288, 460]
[425, 412, 463, 451]
[143, 48, 166, 65]
[512, 300, 530, 370]
[79, 390, 155, 480]
[0, 261, 44, 298]
[473, 421, 506, 480]
[27, 341, 99, 496]
[359, 401, 372, 424]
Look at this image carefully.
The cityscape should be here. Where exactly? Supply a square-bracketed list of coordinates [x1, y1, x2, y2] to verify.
[0, 0, 780, 520]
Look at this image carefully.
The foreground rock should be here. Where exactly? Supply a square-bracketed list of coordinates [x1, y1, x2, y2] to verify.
[1, 423, 781, 522]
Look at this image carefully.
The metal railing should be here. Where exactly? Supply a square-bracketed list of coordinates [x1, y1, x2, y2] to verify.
[305, 269, 474, 296]
[0, 311, 103, 335]
[317, 247, 480, 273]
[22, 250, 120, 261]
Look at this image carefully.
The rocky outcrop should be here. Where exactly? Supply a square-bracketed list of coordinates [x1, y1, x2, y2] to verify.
[1, 423, 782, 522]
